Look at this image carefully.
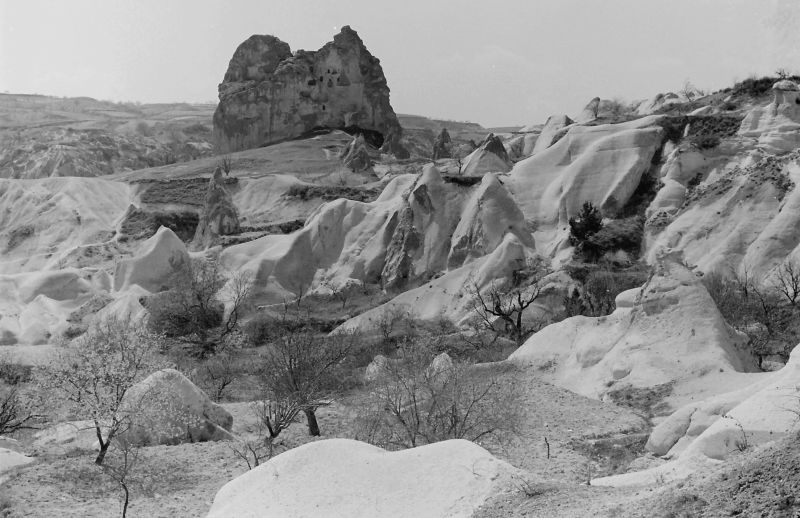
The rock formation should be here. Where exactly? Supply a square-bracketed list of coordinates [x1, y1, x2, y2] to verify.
[192, 167, 241, 249]
[431, 128, 452, 159]
[460, 133, 512, 176]
[738, 79, 800, 153]
[213, 26, 406, 156]
[339, 134, 373, 172]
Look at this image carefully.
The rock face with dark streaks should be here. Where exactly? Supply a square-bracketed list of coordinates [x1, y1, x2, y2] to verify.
[213, 26, 405, 156]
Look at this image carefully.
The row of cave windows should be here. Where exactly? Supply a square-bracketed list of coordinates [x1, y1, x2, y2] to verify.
[307, 68, 349, 88]
[308, 76, 349, 88]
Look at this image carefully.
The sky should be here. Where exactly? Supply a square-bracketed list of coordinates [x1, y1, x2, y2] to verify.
[1, 0, 799, 126]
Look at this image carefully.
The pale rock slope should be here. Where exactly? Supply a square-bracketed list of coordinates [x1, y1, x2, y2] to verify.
[221, 165, 534, 306]
[508, 259, 752, 401]
[738, 80, 800, 153]
[0, 268, 103, 345]
[506, 116, 664, 257]
[645, 81, 800, 278]
[113, 226, 189, 293]
[461, 133, 512, 176]
[206, 438, 521, 518]
[0, 177, 132, 274]
[594, 345, 800, 487]
[645, 142, 800, 278]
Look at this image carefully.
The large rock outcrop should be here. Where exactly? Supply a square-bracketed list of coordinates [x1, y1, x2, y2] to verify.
[213, 26, 404, 155]
[207, 438, 520, 518]
[192, 167, 241, 249]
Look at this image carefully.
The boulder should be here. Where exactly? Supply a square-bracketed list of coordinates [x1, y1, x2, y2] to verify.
[0, 448, 33, 481]
[206, 438, 521, 518]
[193, 167, 241, 249]
[213, 26, 404, 154]
[122, 368, 233, 446]
[113, 226, 189, 293]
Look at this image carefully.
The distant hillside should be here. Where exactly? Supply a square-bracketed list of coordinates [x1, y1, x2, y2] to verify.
[0, 93, 217, 178]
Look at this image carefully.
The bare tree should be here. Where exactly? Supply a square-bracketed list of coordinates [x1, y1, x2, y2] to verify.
[469, 281, 543, 345]
[258, 331, 353, 436]
[192, 350, 241, 403]
[773, 260, 800, 306]
[37, 316, 166, 465]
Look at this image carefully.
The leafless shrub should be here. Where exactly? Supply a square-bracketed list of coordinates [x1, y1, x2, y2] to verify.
[356, 340, 521, 450]
[0, 387, 39, 434]
[773, 260, 800, 307]
[219, 154, 232, 176]
[229, 399, 299, 469]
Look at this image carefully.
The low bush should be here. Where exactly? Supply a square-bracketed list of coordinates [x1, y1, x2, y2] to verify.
[581, 216, 644, 262]
[690, 134, 721, 150]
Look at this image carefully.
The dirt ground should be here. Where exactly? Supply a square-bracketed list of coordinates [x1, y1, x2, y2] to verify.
[0, 365, 651, 518]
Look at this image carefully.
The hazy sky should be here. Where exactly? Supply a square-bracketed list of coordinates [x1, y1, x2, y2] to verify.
[1, 0, 799, 126]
